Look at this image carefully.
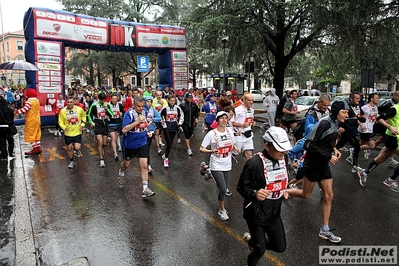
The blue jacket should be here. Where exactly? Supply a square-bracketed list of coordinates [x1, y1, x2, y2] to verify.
[145, 105, 161, 132]
[201, 100, 219, 124]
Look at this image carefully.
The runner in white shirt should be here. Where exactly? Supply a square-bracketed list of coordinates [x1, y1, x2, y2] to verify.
[232, 93, 256, 160]
[200, 111, 240, 221]
[358, 93, 379, 159]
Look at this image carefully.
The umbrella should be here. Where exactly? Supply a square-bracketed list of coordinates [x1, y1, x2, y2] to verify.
[0, 60, 40, 71]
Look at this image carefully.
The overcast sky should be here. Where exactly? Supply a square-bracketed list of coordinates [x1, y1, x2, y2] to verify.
[0, 0, 64, 33]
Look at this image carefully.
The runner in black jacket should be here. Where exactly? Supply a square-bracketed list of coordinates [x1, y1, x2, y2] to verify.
[286, 101, 349, 244]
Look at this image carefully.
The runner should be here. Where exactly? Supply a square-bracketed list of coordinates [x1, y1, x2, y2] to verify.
[58, 96, 87, 168]
[232, 93, 256, 160]
[358, 93, 379, 160]
[87, 92, 114, 167]
[144, 96, 161, 174]
[118, 96, 155, 198]
[200, 111, 240, 221]
[152, 90, 168, 154]
[237, 126, 291, 266]
[53, 94, 66, 136]
[179, 93, 199, 156]
[286, 101, 349, 243]
[108, 93, 124, 160]
[160, 94, 184, 167]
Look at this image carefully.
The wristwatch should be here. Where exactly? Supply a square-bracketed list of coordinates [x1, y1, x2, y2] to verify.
[251, 189, 257, 197]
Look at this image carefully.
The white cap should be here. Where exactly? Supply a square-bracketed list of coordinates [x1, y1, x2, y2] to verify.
[262, 126, 292, 152]
[216, 111, 230, 120]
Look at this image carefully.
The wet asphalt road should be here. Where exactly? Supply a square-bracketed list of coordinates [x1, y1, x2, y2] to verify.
[7, 105, 399, 265]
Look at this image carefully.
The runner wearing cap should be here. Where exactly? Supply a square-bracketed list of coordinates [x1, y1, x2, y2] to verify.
[237, 126, 291, 265]
[200, 111, 240, 221]
[286, 101, 349, 244]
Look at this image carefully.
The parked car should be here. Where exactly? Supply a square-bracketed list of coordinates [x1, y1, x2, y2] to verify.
[295, 96, 319, 120]
[250, 89, 266, 102]
[330, 94, 350, 105]
[377, 96, 391, 107]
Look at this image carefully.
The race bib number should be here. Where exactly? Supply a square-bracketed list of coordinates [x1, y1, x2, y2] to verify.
[266, 180, 287, 192]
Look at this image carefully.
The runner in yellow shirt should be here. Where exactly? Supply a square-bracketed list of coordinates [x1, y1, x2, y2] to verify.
[58, 96, 87, 169]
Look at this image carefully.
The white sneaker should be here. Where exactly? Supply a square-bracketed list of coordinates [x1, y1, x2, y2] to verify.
[160, 141, 165, 147]
[118, 146, 122, 152]
[157, 147, 163, 155]
[389, 157, 399, 166]
[58, 131, 62, 136]
[76, 151, 82, 158]
[148, 165, 153, 174]
[100, 160, 105, 167]
[351, 165, 363, 172]
[164, 158, 169, 168]
[54, 130, 58, 136]
[187, 149, 193, 156]
[364, 149, 370, 160]
[177, 138, 181, 144]
[142, 188, 155, 198]
[218, 209, 229, 221]
[114, 153, 119, 161]
[68, 161, 74, 169]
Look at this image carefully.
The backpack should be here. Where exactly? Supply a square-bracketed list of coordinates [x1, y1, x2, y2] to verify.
[292, 105, 316, 140]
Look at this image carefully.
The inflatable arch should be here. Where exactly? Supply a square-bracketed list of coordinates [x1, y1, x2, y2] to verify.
[22, 7, 188, 126]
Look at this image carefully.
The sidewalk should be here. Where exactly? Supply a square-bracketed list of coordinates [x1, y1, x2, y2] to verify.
[14, 127, 36, 265]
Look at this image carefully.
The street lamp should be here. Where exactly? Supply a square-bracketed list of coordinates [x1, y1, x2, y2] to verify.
[221, 37, 229, 93]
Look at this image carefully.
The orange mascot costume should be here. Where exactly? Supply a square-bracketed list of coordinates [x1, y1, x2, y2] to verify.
[16, 88, 42, 155]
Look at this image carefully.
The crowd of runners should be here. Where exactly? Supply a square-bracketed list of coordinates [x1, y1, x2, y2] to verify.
[3, 84, 399, 266]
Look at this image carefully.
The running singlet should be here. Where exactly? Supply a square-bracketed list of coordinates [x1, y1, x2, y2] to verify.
[96, 104, 108, 120]
[110, 104, 122, 119]
[213, 128, 233, 158]
[257, 152, 288, 200]
[359, 104, 378, 133]
[66, 108, 79, 125]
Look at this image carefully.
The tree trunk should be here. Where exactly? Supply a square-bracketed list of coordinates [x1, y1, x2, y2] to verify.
[273, 57, 290, 97]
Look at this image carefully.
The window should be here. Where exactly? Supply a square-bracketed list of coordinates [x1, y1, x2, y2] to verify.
[131, 76, 136, 86]
[17, 41, 23, 51]
[144, 77, 150, 86]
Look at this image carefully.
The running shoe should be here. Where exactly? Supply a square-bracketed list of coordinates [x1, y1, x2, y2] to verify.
[389, 157, 399, 166]
[157, 147, 163, 155]
[200, 162, 206, 176]
[351, 165, 363, 173]
[364, 149, 370, 160]
[164, 158, 169, 168]
[160, 141, 165, 147]
[54, 130, 58, 136]
[76, 151, 82, 158]
[68, 161, 75, 169]
[359, 170, 368, 188]
[187, 149, 193, 156]
[142, 188, 155, 198]
[58, 131, 62, 136]
[117, 169, 125, 186]
[225, 189, 233, 197]
[177, 138, 181, 144]
[162, 154, 166, 160]
[339, 146, 349, 152]
[100, 160, 105, 167]
[114, 154, 119, 161]
[243, 232, 252, 250]
[346, 155, 353, 165]
[118, 146, 122, 152]
[288, 183, 298, 189]
[205, 169, 212, 181]
[218, 209, 229, 221]
[148, 165, 153, 174]
[383, 178, 399, 192]
[318, 229, 342, 243]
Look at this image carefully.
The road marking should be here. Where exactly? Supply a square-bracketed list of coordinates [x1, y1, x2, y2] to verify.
[116, 160, 287, 266]
[38, 153, 46, 163]
[45, 147, 65, 161]
[84, 143, 98, 155]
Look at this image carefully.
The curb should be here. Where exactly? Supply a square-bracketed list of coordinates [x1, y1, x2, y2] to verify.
[14, 127, 37, 265]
